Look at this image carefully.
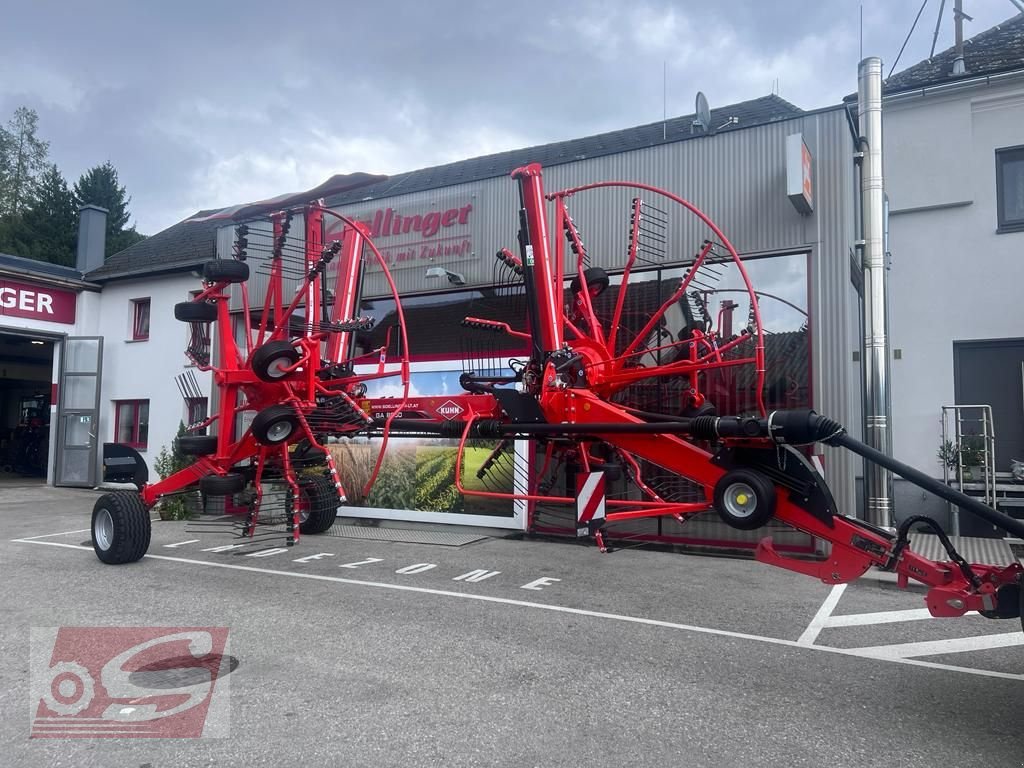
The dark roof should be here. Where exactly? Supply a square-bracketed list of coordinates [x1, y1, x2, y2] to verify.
[883, 12, 1024, 94]
[0, 251, 96, 286]
[85, 210, 222, 282]
[94, 94, 803, 281]
[323, 95, 803, 208]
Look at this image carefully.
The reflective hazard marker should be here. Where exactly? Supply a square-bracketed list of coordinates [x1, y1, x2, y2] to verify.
[576, 471, 606, 537]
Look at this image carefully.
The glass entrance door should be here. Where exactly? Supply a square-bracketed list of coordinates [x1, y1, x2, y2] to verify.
[55, 337, 103, 487]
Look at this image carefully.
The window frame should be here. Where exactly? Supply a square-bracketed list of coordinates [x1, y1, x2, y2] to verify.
[131, 297, 151, 341]
[996, 144, 1024, 234]
[113, 399, 150, 450]
[185, 396, 208, 428]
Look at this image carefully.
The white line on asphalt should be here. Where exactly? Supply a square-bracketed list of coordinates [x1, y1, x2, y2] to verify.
[12, 537, 1024, 682]
[797, 583, 847, 646]
[10, 529, 91, 541]
[822, 608, 938, 628]
[854, 632, 1024, 659]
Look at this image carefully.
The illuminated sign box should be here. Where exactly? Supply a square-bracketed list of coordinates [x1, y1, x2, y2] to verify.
[786, 133, 814, 215]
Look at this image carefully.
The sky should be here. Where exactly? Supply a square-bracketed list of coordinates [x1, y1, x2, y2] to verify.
[1, 1, 1018, 236]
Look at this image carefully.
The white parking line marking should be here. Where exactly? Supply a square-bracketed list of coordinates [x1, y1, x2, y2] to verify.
[797, 584, 846, 645]
[294, 552, 335, 563]
[164, 540, 202, 548]
[822, 608, 937, 628]
[13, 537, 1024, 682]
[338, 557, 383, 569]
[11, 529, 91, 541]
[521, 577, 561, 591]
[855, 632, 1024, 659]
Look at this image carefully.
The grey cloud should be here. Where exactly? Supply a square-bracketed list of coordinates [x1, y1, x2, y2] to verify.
[0, 1, 1016, 234]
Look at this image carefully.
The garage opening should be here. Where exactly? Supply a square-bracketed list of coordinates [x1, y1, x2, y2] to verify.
[0, 333, 54, 482]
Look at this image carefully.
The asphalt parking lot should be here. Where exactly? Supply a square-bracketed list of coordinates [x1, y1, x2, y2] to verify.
[3, 484, 1023, 768]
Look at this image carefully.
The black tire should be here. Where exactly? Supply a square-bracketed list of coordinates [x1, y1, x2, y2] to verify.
[296, 474, 341, 535]
[251, 405, 300, 445]
[569, 266, 610, 296]
[203, 259, 250, 284]
[199, 472, 247, 496]
[174, 301, 218, 323]
[176, 435, 218, 456]
[250, 341, 301, 382]
[713, 469, 777, 530]
[1020, 575, 1023, 635]
[92, 492, 151, 564]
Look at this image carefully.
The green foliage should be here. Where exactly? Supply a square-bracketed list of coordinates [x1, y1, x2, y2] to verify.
[937, 439, 959, 470]
[0, 107, 146, 266]
[938, 436, 986, 473]
[73, 161, 146, 257]
[153, 422, 195, 520]
[0, 107, 50, 217]
[10, 165, 77, 265]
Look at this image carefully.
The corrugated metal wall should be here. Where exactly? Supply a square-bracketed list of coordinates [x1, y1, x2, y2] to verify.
[218, 107, 858, 517]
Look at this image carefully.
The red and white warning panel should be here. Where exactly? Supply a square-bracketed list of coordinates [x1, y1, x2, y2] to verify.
[576, 471, 606, 537]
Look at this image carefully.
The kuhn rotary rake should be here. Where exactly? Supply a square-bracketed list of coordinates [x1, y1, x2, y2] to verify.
[91, 164, 1024, 633]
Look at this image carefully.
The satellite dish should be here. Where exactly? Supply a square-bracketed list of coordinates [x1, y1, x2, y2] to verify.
[694, 91, 711, 133]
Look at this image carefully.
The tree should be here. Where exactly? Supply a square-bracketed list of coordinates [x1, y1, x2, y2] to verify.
[74, 161, 146, 258]
[14, 165, 78, 266]
[0, 107, 50, 217]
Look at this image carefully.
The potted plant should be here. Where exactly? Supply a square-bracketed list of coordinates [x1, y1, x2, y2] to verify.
[959, 435, 985, 482]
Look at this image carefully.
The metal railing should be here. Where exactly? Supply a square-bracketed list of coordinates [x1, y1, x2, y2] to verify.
[940, 404, 996, 535]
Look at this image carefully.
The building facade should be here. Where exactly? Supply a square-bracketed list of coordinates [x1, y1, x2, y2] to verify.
[880, 13, 1024, 532]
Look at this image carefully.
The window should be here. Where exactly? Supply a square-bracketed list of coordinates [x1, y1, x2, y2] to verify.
[132, 298, 151, 340]
[996, 145, 1024, 233]
[186, 397, 208, 428]
[114, 400, 149, 449]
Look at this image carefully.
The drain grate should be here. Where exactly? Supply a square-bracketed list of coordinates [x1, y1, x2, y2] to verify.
[320, 525, 488, 547]
[909, 533, 1017, 566]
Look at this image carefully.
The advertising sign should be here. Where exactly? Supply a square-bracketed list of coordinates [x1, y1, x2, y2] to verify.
[0, 278, 76, 324]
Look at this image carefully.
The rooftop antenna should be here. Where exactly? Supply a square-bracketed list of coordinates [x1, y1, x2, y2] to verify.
[693, 91, 711, 135]
[952, 0, 972, 75]
[930, 0, 947, 58]
[663, 61, 667, 141]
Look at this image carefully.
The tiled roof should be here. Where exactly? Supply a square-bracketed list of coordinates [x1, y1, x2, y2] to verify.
[92, 94, 803, 281]
[883, 12, 1024, 94]
[84, 209, 222, 282]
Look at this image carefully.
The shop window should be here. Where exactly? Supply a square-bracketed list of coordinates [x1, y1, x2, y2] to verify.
[996, 145, 1024, 234]
[114, 400, 149, 450]
[132, 298, 151, 340]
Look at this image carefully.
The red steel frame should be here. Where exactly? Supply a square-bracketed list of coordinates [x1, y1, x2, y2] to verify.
[117, 165, 1023, 625]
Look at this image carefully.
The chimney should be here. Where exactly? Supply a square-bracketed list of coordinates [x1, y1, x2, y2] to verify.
[76, 204, 108, 275]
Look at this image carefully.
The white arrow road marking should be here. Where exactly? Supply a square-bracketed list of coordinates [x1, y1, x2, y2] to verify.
[852, 632, 1024, 659]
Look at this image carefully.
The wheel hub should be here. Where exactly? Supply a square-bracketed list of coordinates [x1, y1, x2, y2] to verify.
[94, 508, 113, 551]
[267, 420, 294, 442]
[723, 482, 757, 519]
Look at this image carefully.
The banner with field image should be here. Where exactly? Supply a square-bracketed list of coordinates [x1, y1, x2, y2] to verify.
[328, 365, 525, 528]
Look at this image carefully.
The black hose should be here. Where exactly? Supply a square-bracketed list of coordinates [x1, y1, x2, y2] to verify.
[885, 515, 981, 587]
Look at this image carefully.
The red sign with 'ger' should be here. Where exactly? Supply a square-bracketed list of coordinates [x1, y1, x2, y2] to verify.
[0, 278, 76, 325]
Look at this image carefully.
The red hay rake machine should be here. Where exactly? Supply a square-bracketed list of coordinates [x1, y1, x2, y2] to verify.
[91, 164, 1024, 634]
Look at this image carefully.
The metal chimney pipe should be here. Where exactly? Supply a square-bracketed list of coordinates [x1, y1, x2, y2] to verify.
[857, 57, 894, 528]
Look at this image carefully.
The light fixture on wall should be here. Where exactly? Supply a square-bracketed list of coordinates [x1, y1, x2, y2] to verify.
[424, 266, 466, 286]
[30, 340, 45, 345]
